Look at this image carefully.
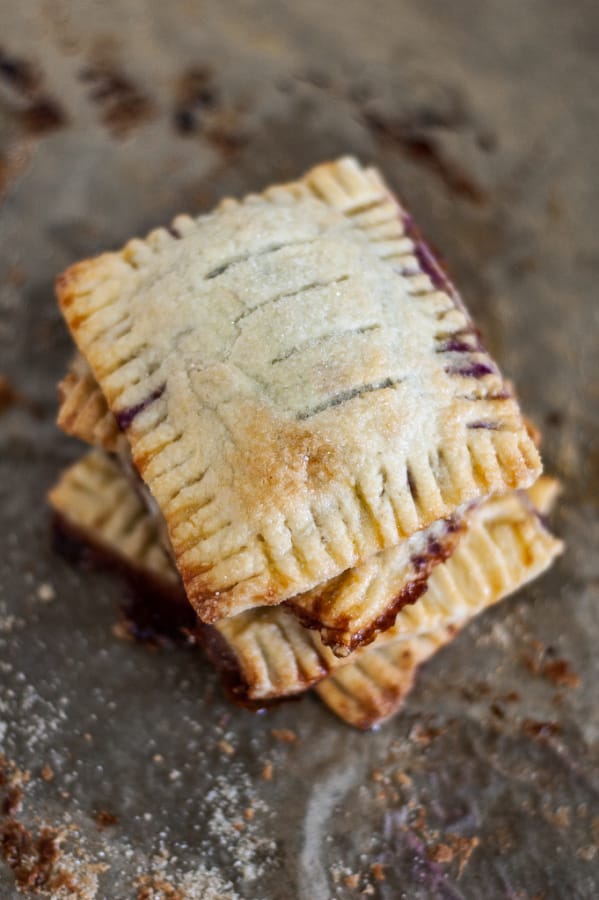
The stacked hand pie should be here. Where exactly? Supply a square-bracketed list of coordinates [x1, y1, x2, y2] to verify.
[49, 158, 562, 728]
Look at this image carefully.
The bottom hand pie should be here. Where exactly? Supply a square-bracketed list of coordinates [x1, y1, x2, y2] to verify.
[48, 452, 562, 727]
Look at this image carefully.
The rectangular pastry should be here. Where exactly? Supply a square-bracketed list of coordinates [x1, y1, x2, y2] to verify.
[57, 356, 470, 654]
[55, 157, 541, 632]
[48, 452, 561, 720]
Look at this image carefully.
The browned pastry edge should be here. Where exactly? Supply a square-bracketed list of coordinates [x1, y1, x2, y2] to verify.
[55, 157, 542, 622]
[49, 452, 563, 714]
[315, 624, 460, 729]
[195, 623, 303, 710]
[56, 361, 121, 452]
[286, 516, 465, 655]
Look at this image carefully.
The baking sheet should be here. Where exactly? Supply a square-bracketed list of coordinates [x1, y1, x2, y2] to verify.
[1, 1, 598, 897]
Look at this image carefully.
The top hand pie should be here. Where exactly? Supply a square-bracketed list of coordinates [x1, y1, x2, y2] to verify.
[56, 158, 541, 626]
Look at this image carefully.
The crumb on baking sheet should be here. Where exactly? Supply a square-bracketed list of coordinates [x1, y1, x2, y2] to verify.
[0, 374, 43, 418]
[369, 861, 385, 881]
[576, 845, 597, 862]
[425, 833, 480, 879]
[79, 60, 154, 137]
[217, 739, 235, 757]
[521, 719, 562, 741]
[409, 723, 442, 746]
[502, 691, 521, 703]
[542, 805, 570, 829]
[428, 842, 454, 864]
[20, 97, 67, 135]
[0, 753, 106, 898]
[172, 66, 217, 136]
[452, 835, 480, 878]
[522, 638, 581, 691]
[541, 658, 581, 689]
[0, 375, 18, 414]
[1, 785, 23, 816]
[0, 46, 41, 94]
[0, 46, 66, 137]
[270, 728, 297, 743]
[94, 810, 119, 830]
[394, 771, 412, 787]
[135, 853, 243, 900]
[36, 583, 56, 603]
[0, 744, 279, 896]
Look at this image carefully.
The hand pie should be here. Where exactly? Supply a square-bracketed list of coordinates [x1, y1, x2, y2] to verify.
[56, 157, 541, 630]
[48, 451, 561, 723]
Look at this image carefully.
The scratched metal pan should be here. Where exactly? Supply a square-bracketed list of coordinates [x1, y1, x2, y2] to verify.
[1, 2, 598, 897]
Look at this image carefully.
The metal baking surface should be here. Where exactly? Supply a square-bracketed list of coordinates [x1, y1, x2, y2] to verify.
[1, 2, 598, 897]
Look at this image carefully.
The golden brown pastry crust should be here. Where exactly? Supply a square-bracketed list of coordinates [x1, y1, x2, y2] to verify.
[284, 512, 465, 654]
[57, 355, 121, 452]
[216, 482, 562, 701]
[314, 626, 456, 729]
[48, 450, 175, 584]
[56, 158, 541, 623]
[48, 453, 561, 707]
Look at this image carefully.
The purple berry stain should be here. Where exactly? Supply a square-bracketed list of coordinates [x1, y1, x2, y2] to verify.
[446, 361, 495, 379]
[116, 385, 165, 430]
